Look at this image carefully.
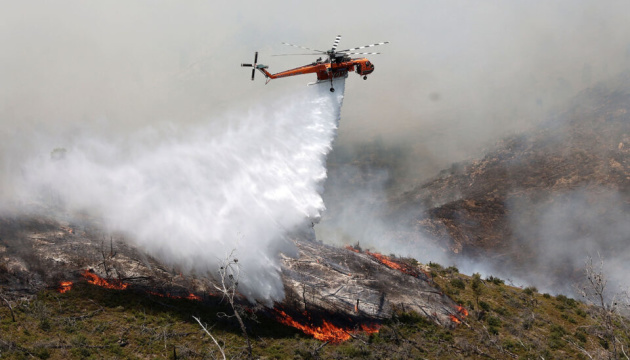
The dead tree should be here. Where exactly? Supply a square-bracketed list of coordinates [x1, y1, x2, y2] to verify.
[214, 251, 253, 360]
[577, 254, 620, 360]
[98, 235, 119, 280]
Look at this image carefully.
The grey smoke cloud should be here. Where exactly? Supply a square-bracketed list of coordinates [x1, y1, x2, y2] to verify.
[508, 188, 630, 296]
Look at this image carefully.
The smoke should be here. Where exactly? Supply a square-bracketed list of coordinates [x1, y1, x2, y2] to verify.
[316, 163, 450, 265]
[13, 80, 345, 303]
[508, 188, 630, 297]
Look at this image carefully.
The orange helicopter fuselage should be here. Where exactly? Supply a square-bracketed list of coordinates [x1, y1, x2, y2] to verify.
[259, 58, 374, 82]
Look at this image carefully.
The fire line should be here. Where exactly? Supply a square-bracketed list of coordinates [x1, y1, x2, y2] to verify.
[81, 269, 129, 290]
[273, 308, 380, 343]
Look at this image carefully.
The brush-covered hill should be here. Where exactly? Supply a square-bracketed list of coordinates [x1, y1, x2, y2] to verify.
[385, 74, 630, 292]
[2, 253, 627, 359]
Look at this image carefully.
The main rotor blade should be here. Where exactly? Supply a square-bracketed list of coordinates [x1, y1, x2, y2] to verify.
[338, 41, 389, 53]
[241, 63, 253, 67]
[254, 51, 258, 64]
[331, 35, 341, 51]
[342, 52, 382, 55]
[271, 53, 323, 56]
[251, 69, 255, 81]
[281, 42, 325, 53]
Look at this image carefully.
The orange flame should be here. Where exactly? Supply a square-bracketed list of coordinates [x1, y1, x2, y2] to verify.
[186, 293, 202, 301]
[148, 291, 202, 301]
[360, 323, 380, 334]
[365, 251, 420, 278]
[81, 269, 129, 290]
[58, 281, 73, 293]
[449, 304, 468, 324]
[345, 245, 360, 253]
[274, 309, 380, 343]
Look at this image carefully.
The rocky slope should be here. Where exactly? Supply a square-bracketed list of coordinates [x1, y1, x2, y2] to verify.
[391, 74, 630, 290]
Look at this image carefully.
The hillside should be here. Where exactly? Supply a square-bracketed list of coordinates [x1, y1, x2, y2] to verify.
[4, 76, 630, 358]
[386, 75, 630, 293]
[2, 255, 628, 359]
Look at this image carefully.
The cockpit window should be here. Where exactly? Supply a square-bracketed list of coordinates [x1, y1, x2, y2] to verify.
[366, 61, 371, 66]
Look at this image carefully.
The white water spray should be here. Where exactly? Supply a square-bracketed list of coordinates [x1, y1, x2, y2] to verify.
[18, 81, 345, 303]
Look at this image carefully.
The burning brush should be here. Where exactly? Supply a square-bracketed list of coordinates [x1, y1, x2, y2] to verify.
[449, 304, 469, 324]
[345, 245, 430, 280]
[273, 308, 380, 343]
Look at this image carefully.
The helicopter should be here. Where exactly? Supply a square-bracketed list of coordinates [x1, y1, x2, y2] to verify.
[241, 35, 388, 92]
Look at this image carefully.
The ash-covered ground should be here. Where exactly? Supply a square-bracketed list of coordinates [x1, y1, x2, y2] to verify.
[0, 207, 463, 328]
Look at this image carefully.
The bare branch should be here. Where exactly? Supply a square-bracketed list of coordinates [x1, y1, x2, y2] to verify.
[213, 250, 253, 359]
[192, 316, 226, 360]
[0, 291, 16, 322]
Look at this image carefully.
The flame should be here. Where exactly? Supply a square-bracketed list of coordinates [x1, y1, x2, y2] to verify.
[274, 309, 380, 343]
[365, 251, 420, 278]
[345, 245, 360, 253]
[360, 323, 380, 334]
[81, 269, 129, 290]
[148, 291, 202, 301]
[449, 304, 469, 324]
[186, 293, 202, 301]
[60, 270, 203, 302]
[58, 281, 73, 293]
[449, 314, 461, 324]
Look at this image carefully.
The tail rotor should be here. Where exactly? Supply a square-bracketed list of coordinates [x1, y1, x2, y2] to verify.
[241, 51, 259, 81]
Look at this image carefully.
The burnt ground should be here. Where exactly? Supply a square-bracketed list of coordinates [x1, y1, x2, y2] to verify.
[0, 207, 462, 328]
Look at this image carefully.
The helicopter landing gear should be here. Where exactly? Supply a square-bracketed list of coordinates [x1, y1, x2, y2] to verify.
[363, 76, 367, 80]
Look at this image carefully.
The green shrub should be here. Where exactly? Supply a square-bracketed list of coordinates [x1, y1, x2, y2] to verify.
[34, 348, 51, 360]
[556, 294, 568, 302]
[565, 298, 578, 308]
[338, 344, 371, 357]
[487, 316, 501, 327]
[549, 324, 566, 337]
[450, 278, 466, 290]
[446, 265, 459, 274]
[39, 318, 51, 331]
[503, 339, 517, 351]
[479, 301, 491, 311]
[574, 330, 587, 343]
[486, 276, 504, 285]
[523, 286, 537, 295]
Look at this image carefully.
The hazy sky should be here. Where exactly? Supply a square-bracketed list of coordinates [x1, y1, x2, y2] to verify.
[3, 0, 630, 190]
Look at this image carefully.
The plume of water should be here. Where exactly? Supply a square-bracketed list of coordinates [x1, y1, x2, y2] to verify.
[18, 81, 345, 303]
